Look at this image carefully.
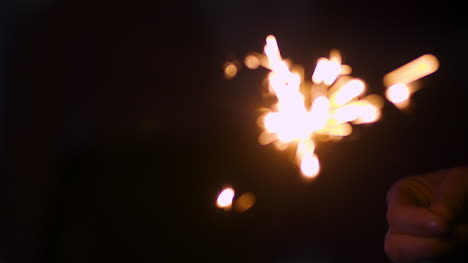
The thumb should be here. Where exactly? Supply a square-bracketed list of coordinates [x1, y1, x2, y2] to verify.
[430, 167, 468, 224]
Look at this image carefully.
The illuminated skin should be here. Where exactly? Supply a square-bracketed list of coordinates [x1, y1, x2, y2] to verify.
[385, 167, 468, 262]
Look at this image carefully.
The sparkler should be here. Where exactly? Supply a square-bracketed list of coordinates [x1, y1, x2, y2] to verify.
[254, 35, 383, 178]
[245, 35, 438, 179]
[217, 35, 439, 209]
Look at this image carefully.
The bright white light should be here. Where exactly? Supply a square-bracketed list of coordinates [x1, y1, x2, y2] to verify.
[216, 187, 235, 208]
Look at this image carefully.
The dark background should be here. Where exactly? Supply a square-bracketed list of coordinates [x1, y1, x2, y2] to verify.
[1, 0, 467, 262]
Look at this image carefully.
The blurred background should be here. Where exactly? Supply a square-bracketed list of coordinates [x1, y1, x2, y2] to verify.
[0, 0, 467, 262]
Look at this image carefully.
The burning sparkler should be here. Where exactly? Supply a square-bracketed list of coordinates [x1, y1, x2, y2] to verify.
[251, 35, 382, 178]
[246, 35, 438, 179]
[217, 35, 439, 209]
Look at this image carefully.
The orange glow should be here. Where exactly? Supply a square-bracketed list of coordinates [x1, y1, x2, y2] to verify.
[363, 94, 385, 109]
[273, 140, 289, 151]
[386, 83, 411, 104]
[244, 54, 261, 69]
[296, 139, 316, 162]
[258, 131, 276, 145]
[340, 64, 352, 75]
[234, 192, 256, 213]
[322, 123, 352, 137]
[383, 54, 439, 110]
[224, 63, 238, 79]
[216, 187, 235, 209]
[383, 54, 439, 86]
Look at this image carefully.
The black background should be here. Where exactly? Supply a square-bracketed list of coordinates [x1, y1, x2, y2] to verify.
[1, 0, 467, 262]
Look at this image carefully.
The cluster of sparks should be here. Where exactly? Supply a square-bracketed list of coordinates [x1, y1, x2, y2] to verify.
[258, 35, 384, 178]
[218, 35, 439, 209]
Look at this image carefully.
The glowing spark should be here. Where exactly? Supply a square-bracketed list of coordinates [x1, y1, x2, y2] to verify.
[353, 101, 381, 124]
[244, 54, 261, 69]
[340, 64, 352, 75]
[330, 79, 366, 106]
[296, 139, 316, 160]
[234, 192, 256, 213]
[384, 54, 439, 108]
[300, 152, 320, 178]
[224, 63, 239, 79]
[217, 187, 235, 209]
[258, 131, 276, 145]
[386, 83, 411, 104]
[312, 57, 342, 85]
[383, 54, 439, 86]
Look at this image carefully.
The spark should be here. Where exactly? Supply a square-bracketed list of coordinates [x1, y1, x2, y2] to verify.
[217, 187, 235, 210]
[300, 152, 320, 178]
[384, 54, 439, 108]
[383, 54, 439, 87]
[386, 83, 411, 106]
[244, 54, 261, 69]
[224, 62, 239, 79]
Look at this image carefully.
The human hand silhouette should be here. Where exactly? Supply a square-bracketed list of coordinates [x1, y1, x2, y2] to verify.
[385, 167, 468, 262]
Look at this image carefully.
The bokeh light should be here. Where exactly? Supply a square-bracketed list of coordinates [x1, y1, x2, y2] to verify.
[216, 187, 235, 210]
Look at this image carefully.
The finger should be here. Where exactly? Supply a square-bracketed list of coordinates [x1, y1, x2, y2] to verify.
[387, 179, 448, 235]
[384, 232, 452, 263]
[387, 175, 434, 207]
[387, 202, 447, 236]
[431, 167, 468, 223]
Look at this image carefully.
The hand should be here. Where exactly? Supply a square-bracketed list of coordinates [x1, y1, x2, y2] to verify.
[384, 167, 468, 263]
